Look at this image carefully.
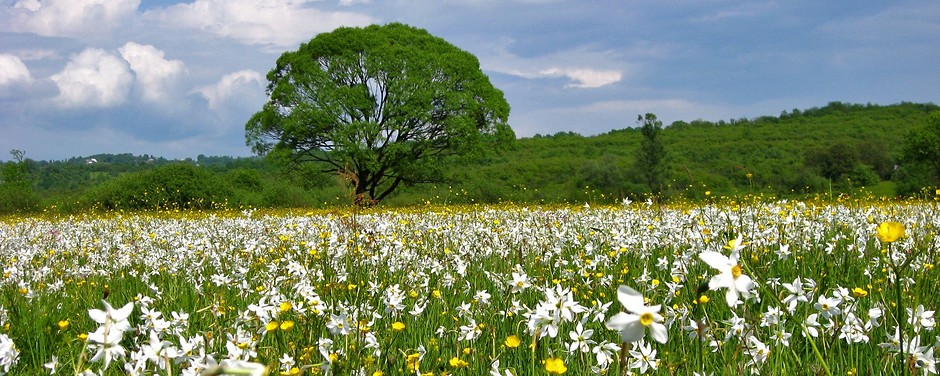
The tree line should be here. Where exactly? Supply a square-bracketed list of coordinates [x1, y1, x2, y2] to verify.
[2, 101, 938, 214]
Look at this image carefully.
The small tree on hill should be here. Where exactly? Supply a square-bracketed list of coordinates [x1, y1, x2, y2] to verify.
[635, 113, 667, 195]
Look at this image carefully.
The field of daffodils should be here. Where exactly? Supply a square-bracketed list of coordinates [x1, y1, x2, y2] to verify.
[1, 198, 938, 375]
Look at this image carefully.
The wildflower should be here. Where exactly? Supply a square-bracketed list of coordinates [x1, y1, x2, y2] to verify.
[605, 285, 668, 344]
[86, 300, 134, 369]
[510, 271, 531, 293]
[544, 357, 567, 374]
[449, 356, 469, 368]
[43, 355, 58, 374]
[266, 321, 280, 332]
[57, 320, 69, 331]
[907, 305, 936, 331]
[567, 321, 595, 353]
[699, 242, 755, 307]
[392, 321, 406, 332]
[814, 295, 842, 319]
[781, 277, 812, 313]
[0, 334, 18, 374]
[628, 340, 658, 374]
[852, 287, 868, 298]
[746, 336, 771, 369]
[592, 341, 621, 369]
[280, 320, 295, 331]
[876, 221, 905, 243]
[802, 314, 820, 338]
[504, 335, 521, 348]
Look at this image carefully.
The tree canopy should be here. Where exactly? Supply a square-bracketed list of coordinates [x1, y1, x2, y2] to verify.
[245, 23, 514, 203]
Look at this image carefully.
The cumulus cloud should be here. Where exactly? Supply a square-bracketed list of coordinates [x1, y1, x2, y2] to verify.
[118, 42, 187, 103]
[9, 0, 140, 37]
[143, 0, 376, 48]
[50, 48, 133, 108]
[0, 54, 32, 86]
[196, 70, 265, 111]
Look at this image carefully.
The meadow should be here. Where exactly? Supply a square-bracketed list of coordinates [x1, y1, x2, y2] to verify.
[1, 196, 939, 375]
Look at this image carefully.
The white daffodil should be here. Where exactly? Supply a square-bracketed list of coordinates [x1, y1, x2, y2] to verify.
[605, 285, 668, 344]
[699, 242, 755, 307]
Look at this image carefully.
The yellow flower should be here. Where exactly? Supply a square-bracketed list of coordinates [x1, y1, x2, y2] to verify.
[57, 320, 70, 331]
[876, 221, 905, 243]
[449, 356, 469, 368]
[392, 321, 406, 332]
[504, 335, 521, 348]
[695, 295, 710, 305]
[372, 371, 384, 376]
[266, 321, 280, 332]
[544, 357, 567, 374]
[852, 287, 868, 298]
[280, 320, 295, 331]
[279, 301, 293, 313]
[406, 353, 421, 373]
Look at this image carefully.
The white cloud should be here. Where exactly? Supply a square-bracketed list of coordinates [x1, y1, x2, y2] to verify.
[478, 39, 626, 89]
[50, 48, 133, 108]
[10, 0, 140, 37]
[118, 42, 187, 103]
[143, 0, 376, 48]
[196, 70, 265, 111]
[536, 68, 622, 88]
[0, 54, 32, 86]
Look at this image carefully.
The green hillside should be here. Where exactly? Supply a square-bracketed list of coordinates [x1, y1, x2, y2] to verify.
[2, 101, 938, 213]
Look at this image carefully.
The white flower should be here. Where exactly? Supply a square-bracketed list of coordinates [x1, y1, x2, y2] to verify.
[628, 340, 658, 373]
[813, 295, 842, 319]
[908, 304, 936, 331]
[781, 277, 810, 313]
[605, 285, 668, 344]
[746, 336, 771, 369]
[0, 334, 19, 374]
[592, 341, 621, 369]
[699, 244, 755, 307]
[567, 321, 595, 353]
[509, 271, 531, 293]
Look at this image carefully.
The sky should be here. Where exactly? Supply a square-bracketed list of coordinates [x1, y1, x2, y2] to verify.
[1, 0, 938, 161]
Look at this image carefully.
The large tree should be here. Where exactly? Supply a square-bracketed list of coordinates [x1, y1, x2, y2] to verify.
[246, 23, 514, 203]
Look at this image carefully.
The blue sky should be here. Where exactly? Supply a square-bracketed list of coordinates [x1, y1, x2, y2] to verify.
[1, 0, 938, 161]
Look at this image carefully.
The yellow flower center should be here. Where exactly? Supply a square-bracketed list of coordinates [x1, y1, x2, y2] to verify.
[731, 264, 743, 278]
[640, 312, 654, 326]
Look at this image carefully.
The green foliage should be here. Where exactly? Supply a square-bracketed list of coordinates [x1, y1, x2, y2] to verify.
[246, 22, 514, 203]
[900, 111, 940, 187]
[9, 101, 940, 211]
[81, 163, 234, 210]
[636, 113, 668, 194]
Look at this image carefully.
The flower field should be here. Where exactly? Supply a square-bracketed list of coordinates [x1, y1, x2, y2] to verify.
[1, 199, 939, 375]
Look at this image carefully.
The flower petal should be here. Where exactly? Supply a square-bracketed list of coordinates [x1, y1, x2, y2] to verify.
[699, 251, 730, 270]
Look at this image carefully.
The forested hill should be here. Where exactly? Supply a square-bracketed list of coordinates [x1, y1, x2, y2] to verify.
[2, 101, 938, 213]
[441, 101, 940, 202]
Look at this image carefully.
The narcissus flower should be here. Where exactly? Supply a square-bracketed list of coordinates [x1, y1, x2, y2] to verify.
[700, 242, 755, 307]
[605, 285, 668, 344]
[876, 221, 905, 243]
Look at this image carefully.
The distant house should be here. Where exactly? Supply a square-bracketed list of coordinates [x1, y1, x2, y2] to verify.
[86, 158, 98, 164]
